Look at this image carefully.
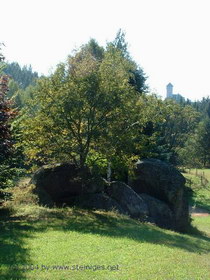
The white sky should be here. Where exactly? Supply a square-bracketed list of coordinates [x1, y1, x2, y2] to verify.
[1, 0, 210, 100]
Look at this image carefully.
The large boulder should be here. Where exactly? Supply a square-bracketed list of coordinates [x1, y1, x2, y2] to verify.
[64, 192, 126, 214]
[31, 160, 190, 232]
[31, 163, 105, 205]
[129, 159, 190, 232]
[140, 193, 174, 229]
[105, 181, 149, 220]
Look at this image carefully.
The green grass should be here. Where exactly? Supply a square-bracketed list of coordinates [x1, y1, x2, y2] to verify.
[0, 205, 210, 280]
[182, 168, 210, 211]
[0, 177, 210, 280]
[186, 168, 210, 181]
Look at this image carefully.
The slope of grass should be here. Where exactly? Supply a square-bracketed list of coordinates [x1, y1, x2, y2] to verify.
[0, 204, 210, 280]
[193, 215, 210, 235]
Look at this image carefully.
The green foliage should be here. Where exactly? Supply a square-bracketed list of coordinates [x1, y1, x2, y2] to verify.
[127, 97, 200, 165]
[4, 62, 38, 89]
[1, 62, 39, 109]
[152, 100, 200, 164]
[7, 79, 20, 99]
[0, 43, 6, 72]
[195, 118, 210, 166]
[7, 33, 203, 177]
[86, 151, 108, 177]
[111, 29, 129, 58]
[166, 94, 210, 168]
[0, 49, 23, 193]
[20, 38, 149, 176]
[0, 74, 17, 189]
[6, 183, 38, 207]
[191, 96, 210, 118]
[84, 38, 104, 60]
[18, 35, 200, 175]
[109, 29, 147, 93]
[179, 117, 210, 168]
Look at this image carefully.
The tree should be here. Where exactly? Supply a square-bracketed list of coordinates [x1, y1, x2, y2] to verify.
[112, 29, 129, 58]
[0, 44, 18, 192]
[84, 38, 104, 61]
[20, 39, 149, 178]
[0, 75, 17, 189]
[109, 29, 147, 94]
[0, 75, 11, 160]
[0, 43, 5, 72]
[181, 118, 210, 167]
[133, 98, 200, 164]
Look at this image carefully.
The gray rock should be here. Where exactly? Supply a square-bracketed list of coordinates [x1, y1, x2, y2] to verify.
[140, 193, 174, 229]
[65, 192, 126, 214]
[106, 181, 149, 220]
[30, 159, 190, 232]
[31, 163, 105, 205]
[129, 159, 190, 232]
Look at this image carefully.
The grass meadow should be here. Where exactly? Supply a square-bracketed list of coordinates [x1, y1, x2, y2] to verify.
[0, 171, 210, 280]
[0, 207, 209, 280]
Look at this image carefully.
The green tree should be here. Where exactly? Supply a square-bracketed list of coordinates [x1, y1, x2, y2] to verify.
[109, 30, 147, 94]
[84, 38, 104, 61]
[20, 40, 149, 177]
[188, 118, 210, 167]
[176, 96, 210, 168]
[137, 99, 200, 164]
[0, 43, 5, 72]
[7, 79, 20, 99]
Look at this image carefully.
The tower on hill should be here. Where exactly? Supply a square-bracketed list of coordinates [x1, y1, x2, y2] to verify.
[165, 83, 185, 102]
[166, 83, 173, 98]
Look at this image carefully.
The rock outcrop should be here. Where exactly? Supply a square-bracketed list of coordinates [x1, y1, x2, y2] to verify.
[129, 159, 190, 232]
[31, 163, 105, 205]
[140, 193, 174, 229]
[31, 159, 190, 232]
[65, 193, 126, 214]
[106, 181, 149, 220]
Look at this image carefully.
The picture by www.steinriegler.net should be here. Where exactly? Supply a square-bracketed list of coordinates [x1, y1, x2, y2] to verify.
[0, 0, 210, 279]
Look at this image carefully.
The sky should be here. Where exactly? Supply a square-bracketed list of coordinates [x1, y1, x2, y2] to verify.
[1, 0, 210, 100]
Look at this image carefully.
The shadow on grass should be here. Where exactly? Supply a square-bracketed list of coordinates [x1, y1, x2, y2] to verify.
[13, 207, 210, 254]
[61, 210, 210, 254]
[0, 206, 210, 280]
[0, 208, 32, 280]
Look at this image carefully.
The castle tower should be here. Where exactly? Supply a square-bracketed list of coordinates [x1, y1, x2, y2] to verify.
[166, 83, 173, 98]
